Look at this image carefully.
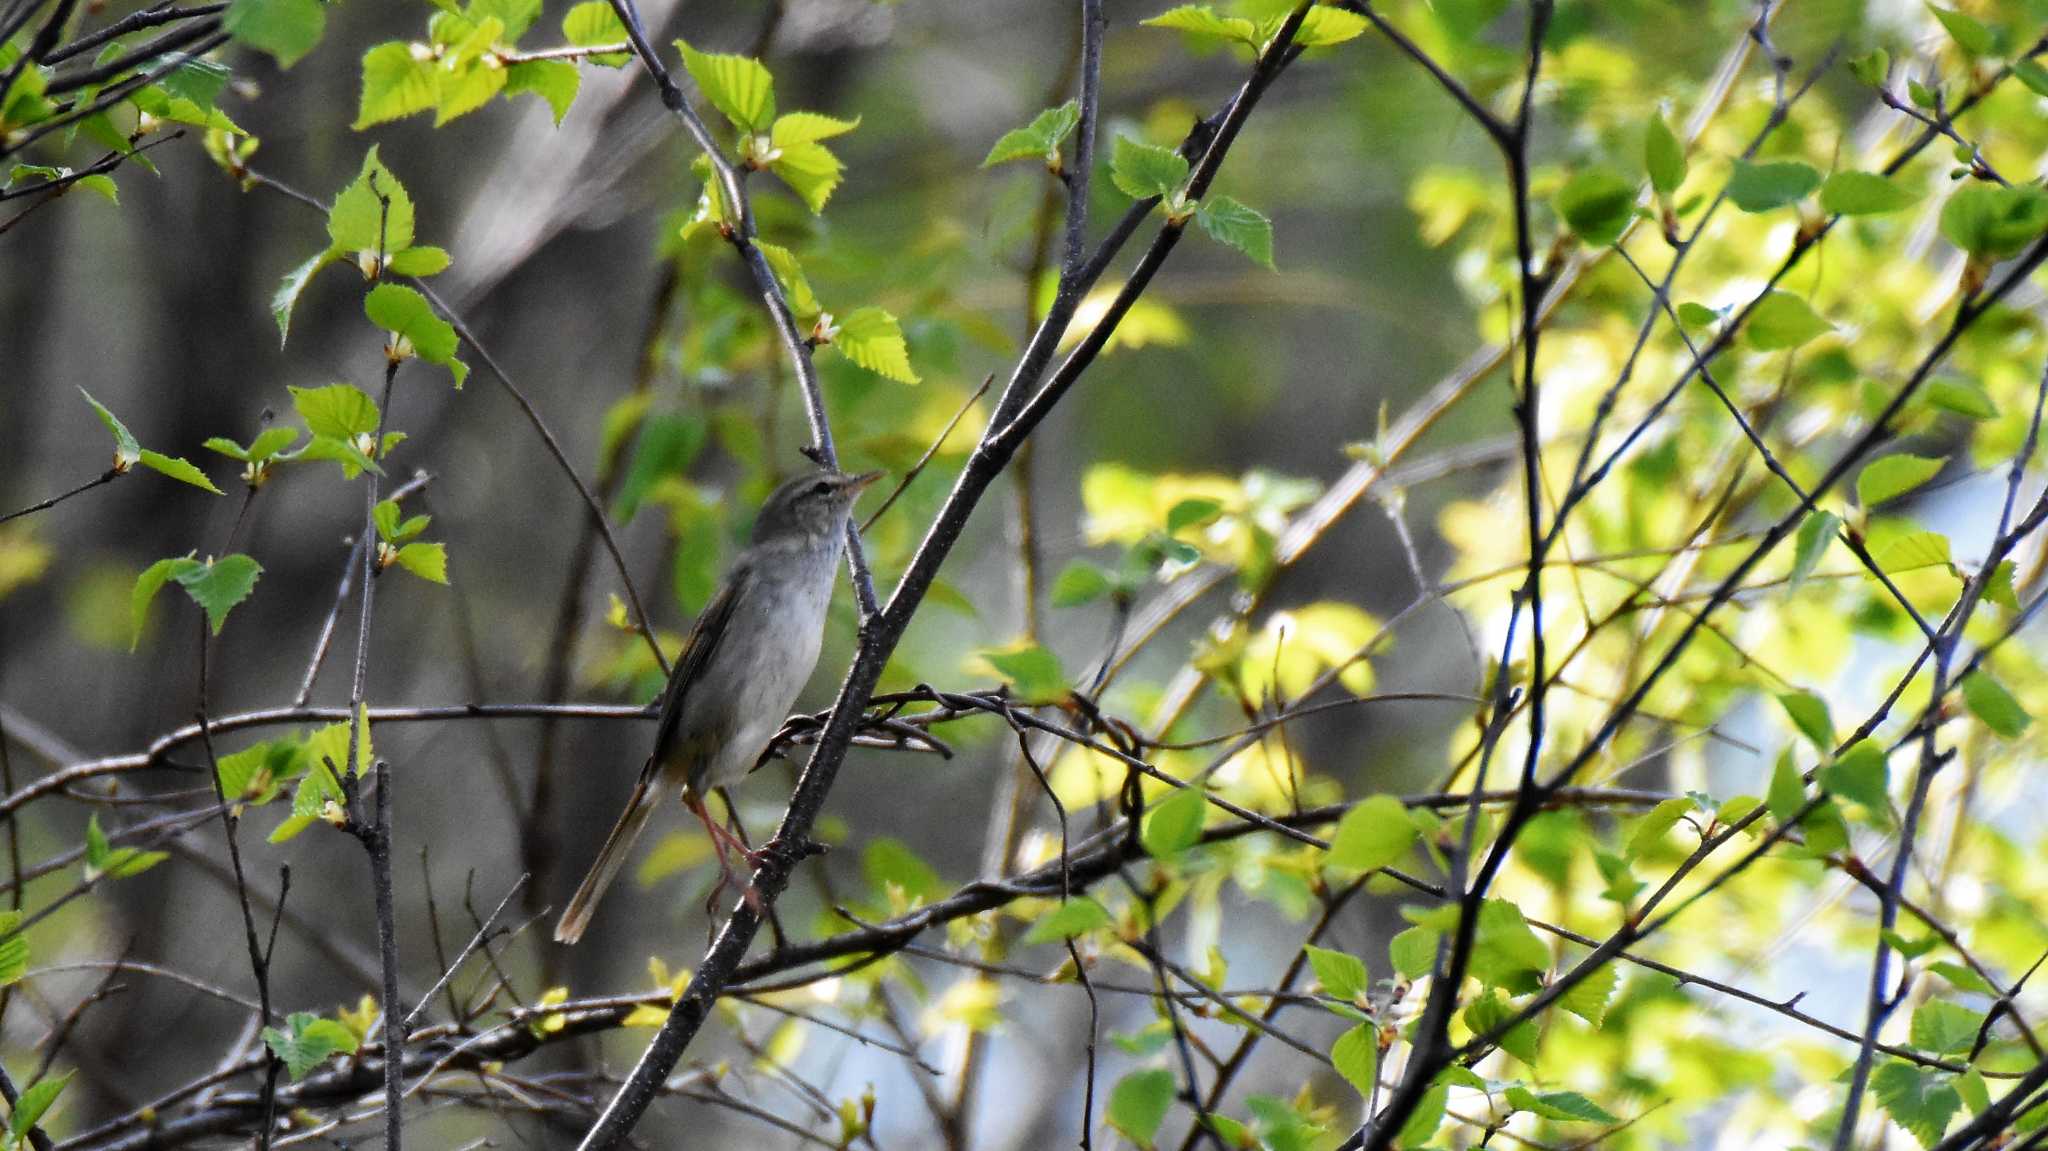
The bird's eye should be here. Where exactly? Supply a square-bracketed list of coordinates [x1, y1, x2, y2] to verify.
[810, 481, 833, 497]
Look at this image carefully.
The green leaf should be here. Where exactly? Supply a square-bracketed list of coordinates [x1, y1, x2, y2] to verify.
[223, 0, 326, 68]
[768, 112, 857, 212]
[291, 384, 381, 439]
[1305, 946, 1368, 1001]
[0, 912, 24, 988]
[1141, 784, 1207, 859]
[1928, 5, 1995, 56]
[862, 836, 943, 901]
[1922, 378, 1998, 420]
[676, 40, 775, 132]
[1107, 1068, 1176, 1147]
[1327, 794, 1418, 872]
[1396, 1084, 1449, 1147]
[1790, 510, 1839, 587]
[84, 813, 166, 879]
[1293, 7, 1368, 47]
[1626, 796, 1696, 857]
[1876, 529, 1952, 573]
[386, 246, 451, 278]
[1022, 897, 1111, 944]
[562, 1, 629, 64]
[263, 1011, 361, 1081]
[1471, 899, 1550, 990]
[1910, 1000, 1985, 1055]
[1766, 750, 1806, 824]
[1676, 301, 1721, 328]
[983, 100, 1081, 167]
[973, 641, 1066, 699]
[79, 388, 141, 467]
[1927, 961, 1996, 996]
[1940, 184, 2048, 260]
[172, 553, 263, 635]
[1725, 158, 1821, 213]
[1645, 115, 1685, 197]
[1330, 1024, 1377, 1098]
[1743, 290, 1833, 350]
[328, 146, 415, 255]
[1961, 671, 2030, 737]
[8, 1071, 72, 1140]
[365, 283, 465, 384]
[1195, 195, 1275, 268]
[1141, 5, 1260, 46]
[1820, 170, 1922, 216]
[394, 541, 448, 584]
[1559, 960, 1617, 1027]
[130, 556, 194, 649]
[1504, 1087, 1616, 1123]
[1819, 741, 1889, 813]
[1388, 925, 1437, 980]
[2014, 58, 2048, 98]
[1777, 690, 1835, 750]
[1111, 135, 1190, 201]
[1554, 166, 1634, 246]
[354, 41, 439, 128]
[829, 306, 919, 384]
[1871, 1060, 1961, 1149]
[506, 60, 580, 125]
[139, 450, 223, 494]
[272, 250, 335, 344]
[1050, 561, 1112, 607]
[1857, 454, 1944, 507]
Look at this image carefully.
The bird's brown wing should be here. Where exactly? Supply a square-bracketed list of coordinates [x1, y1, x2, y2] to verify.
[638, 572, 743, 789]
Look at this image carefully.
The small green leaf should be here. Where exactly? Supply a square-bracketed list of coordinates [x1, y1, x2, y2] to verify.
[394, 541, 448, 584]
[828, 306, 919, 384]
[1928, 5, 1996, 56]
[1327, 794, 1418, 872]
[1559, 961, 1617, 1028]
[1777, 690, 1835, 750]
[1305, 946, 1368, 1001]
[1396, 1084, 1449, 1147]
[1107, 1069, 1177, 1147]
[562, 1, 629, 64]
[139, 450, 223, 494]
[173, 553, 263, 635]
[1910, 1000, 1985, 1055]
[863, 837, 944, 902]
[1388, 925, 1438, 980]
[1470, 899, 1549, 990]
[130, 556, 194, 649]
[1849, 49, 1890, 86]
[365, 283, 464, 384]
[328, 146, 415, 255]
[1111, 135, 1190, 201]
[1195, 195, 1275, 268]
[386, 246, 452, 277]
[2014, 58, 2048, 98]
[1645, 115, 1685, 197]
[1022, 897, 1111, 944]
[1554, 166, 1635, 246]
[1141, 784, 1207, 859]
[1857, 454, 1944, 507]
[1819, 741, 1889, 812]
[1940, 184, 2048, 260]
[0, 912, 25, 988]
[1961, 671, 2029, 737]
[973, 641, 1066, 699]
[503, 60, 580, 125]
[1293, 7, 1368, 46]
[1820, 170, 1921, 216]
[1922, 378, 1998, 420]
[273, 250, 336, 344]
[1141, 5, 1260, 46]
[223, 0, 326, 68]
[1504, 1087, 1617, 1123]
[79, 388, 141, 467]
[1330, 1024, 1378, 1098]
[1626, 796, 1696, 857]
[1725, 159, 1821, 213]
[1875, 529, 1952, 573]
[1050, 561, 1112, 607]
[291, 384, 381, 440]
[767, 112, 858, 213]
[676, 40, 775, 132]
[1790, 510, 1839, 587]
[1766, 749, 1806, 824]
[983, 100, 1080, 168]
[1743, 290, 1833, 350]
[1871, 1059, 1961, 1149]
[354, 41, 439, 128]
[263, 1012, 361, 1081]
[8, 1070, 72, 1139]
[1676, 301, 1721, 328]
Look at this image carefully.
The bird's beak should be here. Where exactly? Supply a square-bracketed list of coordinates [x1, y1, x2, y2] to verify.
[843, 469, 886, 495]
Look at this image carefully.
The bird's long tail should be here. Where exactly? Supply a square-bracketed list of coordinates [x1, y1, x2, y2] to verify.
[554, 774, 662, 944]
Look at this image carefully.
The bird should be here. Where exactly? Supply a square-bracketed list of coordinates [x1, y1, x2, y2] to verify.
[554, 466, 882, 944]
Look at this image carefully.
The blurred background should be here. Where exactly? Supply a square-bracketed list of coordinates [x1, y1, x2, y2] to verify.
[0, 0, 1888, 1145]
